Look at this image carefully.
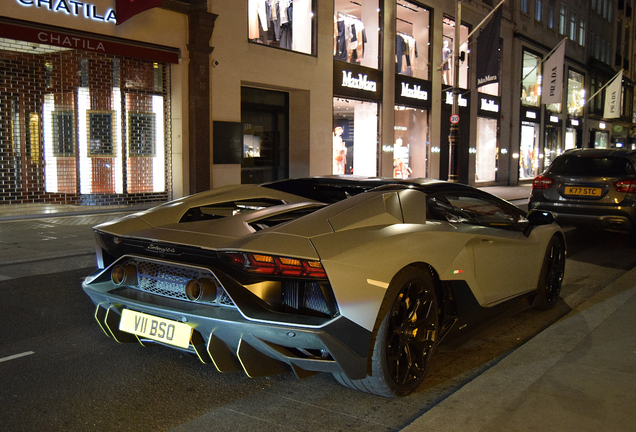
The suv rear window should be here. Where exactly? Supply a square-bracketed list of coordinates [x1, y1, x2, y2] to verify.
[549, 155, 635, 177]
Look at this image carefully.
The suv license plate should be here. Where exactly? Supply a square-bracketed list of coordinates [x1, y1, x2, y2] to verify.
[564, 186, 602, 197]
[119, 309, 192, 349]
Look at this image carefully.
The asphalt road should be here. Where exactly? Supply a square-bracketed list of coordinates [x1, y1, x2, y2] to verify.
[0, 226, 635, 432]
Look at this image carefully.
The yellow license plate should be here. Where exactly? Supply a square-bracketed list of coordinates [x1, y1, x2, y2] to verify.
[564, 186, 602, 197]
[119, 309, 192, 349]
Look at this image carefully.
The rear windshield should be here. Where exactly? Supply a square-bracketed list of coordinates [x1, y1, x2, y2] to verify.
[549, 155, 635, 177]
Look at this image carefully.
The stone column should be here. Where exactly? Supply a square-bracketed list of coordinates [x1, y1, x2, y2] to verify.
[187, 9, 217, 194]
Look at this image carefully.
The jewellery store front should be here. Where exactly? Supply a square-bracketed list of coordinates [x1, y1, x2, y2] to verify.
[333, 61, 382, 176]
[0, 7, 180, 207]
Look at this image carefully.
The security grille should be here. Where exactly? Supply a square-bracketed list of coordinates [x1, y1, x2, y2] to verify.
[0, 37, 172, 208]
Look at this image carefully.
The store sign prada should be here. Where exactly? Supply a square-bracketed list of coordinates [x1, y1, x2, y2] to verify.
[16, 0, 117, 24]
[341, 71, 377, 92]
[400, 82, 428, 100]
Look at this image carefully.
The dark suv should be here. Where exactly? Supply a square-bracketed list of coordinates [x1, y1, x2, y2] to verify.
[528, 148, 636, 237]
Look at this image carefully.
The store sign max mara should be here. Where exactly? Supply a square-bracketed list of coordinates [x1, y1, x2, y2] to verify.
[16, 0, 117, 24]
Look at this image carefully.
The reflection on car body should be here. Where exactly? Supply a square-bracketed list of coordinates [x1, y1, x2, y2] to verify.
[83, 177, 565, 397]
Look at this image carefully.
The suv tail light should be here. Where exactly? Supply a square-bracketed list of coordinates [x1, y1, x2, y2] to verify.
[614, 179, 636, 193]
[532, 175, 554, 190]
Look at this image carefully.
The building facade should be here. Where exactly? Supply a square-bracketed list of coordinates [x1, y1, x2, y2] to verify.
[1, 0, 634, 213]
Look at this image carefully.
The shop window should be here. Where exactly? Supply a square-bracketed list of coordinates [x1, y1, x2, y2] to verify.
[521, 50, 541, 107]
[333, 98, 379, 176]
[519, 121, 541, 180]
[442, 16, 470, 89]
[567, 70, 584, 117]
[475, 117, 498, 182]
[543, 125, 562, 169]
[334, 0, 380, 69]
[88, 111, 115, 157]
[396, 1, 430, 80]
[393, 106, 428, 178]
[52, 112, 75, 157]
[248, 0, 315, 55]
[594, 130, 609, 148]
[565, 127, 577, 149]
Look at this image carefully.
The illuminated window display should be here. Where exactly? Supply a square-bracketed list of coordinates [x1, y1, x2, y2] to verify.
[393, 107, 429, 178]
[544, 125, 562, 169]
[521, 50, 542, 107]
[475, 117, 498, 182]
[334, 0, 380, 69]
[567, 70, 585, 117]
[333, 98, 379, 176]
[442, 16, 470, 88]
[565, 127, 577, 150]
[248, 0, 314, 55]
[519, 121, 541, 180]
[396, 1, 430, 80]
[594, 130, 609, 148]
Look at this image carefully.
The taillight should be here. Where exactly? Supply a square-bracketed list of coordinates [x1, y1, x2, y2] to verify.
[532, 175, 554, 190]
[614, 179, 636, 193]
[222, 252, 327, 278]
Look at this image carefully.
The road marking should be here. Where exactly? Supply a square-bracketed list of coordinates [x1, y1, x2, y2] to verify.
[0, 351, 35, 363]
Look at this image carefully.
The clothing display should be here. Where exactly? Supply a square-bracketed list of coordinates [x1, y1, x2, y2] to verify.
[248, 0, 293, 48]
[334, 12, 367, 63]
[396, 33, 417, 75]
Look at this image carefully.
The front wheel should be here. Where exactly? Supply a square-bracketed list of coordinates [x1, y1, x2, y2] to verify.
[535, 235, 566, 310]
[333, 266, 439, 397]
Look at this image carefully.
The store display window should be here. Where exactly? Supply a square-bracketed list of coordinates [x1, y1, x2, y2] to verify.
[521, 50, 541, 107]
[567, 69, 585, 117]
[543, 125, 562, 169]
[593, 130, 609, 148]
[475, 117, 498, 182]
[333, 98, 379, 176]
[396, 1, 430, 80]
[442, 16, 470, 88]
[565, 127, 577, 150]
[519, 121, 541, 180]
[393, 107, 428, 178]
[248, 0, 315, 55]
[334, 0, 380, 69]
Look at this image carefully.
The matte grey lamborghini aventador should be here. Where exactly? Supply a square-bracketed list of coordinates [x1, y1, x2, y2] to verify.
[83, 177, 565, 397]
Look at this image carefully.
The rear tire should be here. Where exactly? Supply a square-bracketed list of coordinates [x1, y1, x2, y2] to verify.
[535, 236, 565, 310]
[333, 266, 439, 397]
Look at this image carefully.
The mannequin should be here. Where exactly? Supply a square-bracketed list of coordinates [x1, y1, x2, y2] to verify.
[333, 126, 346, 174]
[442, 40, 452, 85]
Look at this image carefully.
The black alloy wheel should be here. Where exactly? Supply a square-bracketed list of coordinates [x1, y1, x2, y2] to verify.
[384, 274, 438, 391]
[332, 266, 439, 397]
[536, 236, 566, 310]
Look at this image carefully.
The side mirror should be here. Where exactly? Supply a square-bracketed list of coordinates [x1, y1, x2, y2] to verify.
[524, 209, 555, 236]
